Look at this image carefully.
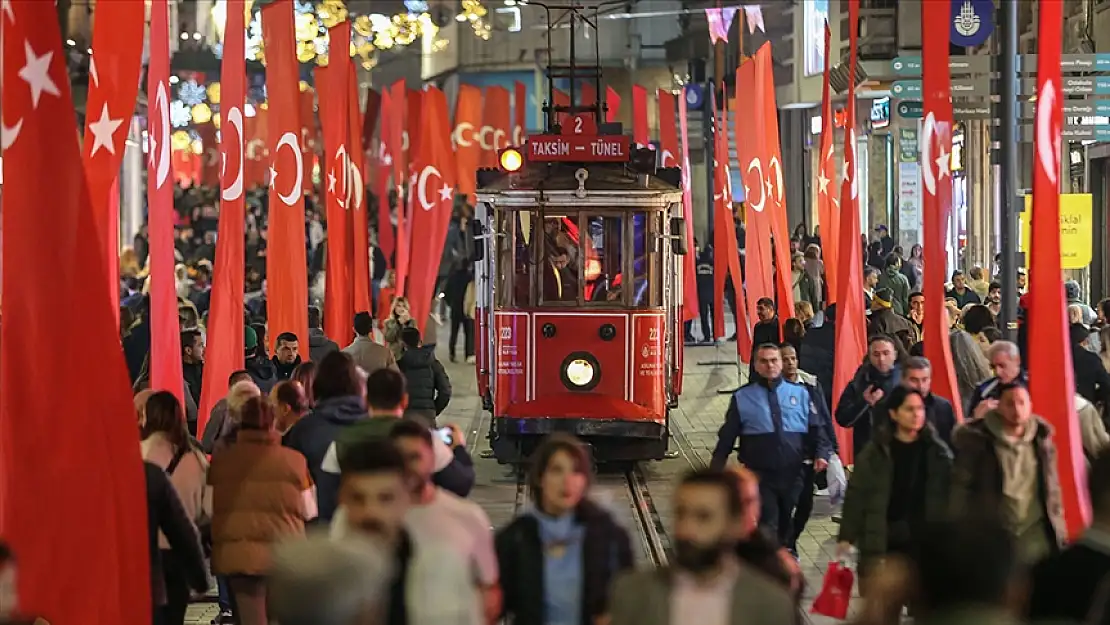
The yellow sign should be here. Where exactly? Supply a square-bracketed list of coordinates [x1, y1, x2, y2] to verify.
[1020, 193, 1093, 269]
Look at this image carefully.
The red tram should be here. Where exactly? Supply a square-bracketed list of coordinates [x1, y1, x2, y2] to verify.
[472, 126, 688, 463]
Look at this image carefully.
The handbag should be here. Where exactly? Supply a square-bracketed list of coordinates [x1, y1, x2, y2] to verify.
[811, 561, 854, 620]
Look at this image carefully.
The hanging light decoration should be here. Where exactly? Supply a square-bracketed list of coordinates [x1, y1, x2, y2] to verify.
[457, 0, 492, 40]
[191, 102, 214, 125]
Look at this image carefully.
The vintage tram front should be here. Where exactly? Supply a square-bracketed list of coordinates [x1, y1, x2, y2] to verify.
[472, 129, 688, 464]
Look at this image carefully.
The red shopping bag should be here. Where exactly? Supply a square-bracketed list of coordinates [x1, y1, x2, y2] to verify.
[811, 561, 854, 619]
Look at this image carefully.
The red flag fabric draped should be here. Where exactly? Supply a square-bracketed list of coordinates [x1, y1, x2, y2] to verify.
[658, 90, 680, 169]
[606, 86, 621, 123]
[148, 0, 183, 404]
[580, 81, 597, 108]
[363, 88, 381, 157]
[388, 81, 410, 295]
[678, 88, 699, 326]
[320, 25, 352, 344]
[198, 123, 221, 187]
[553, 88, 570, 127]
[348, 64, 372, 317]
[1029, 0, 1089, 538]
[832, 0, 866, 466]
[454, 84, 483, 202]
[482, 86, 511, 168]
[263, 0, 309, 349]
[631, 84, 649, 146]
[299, 88, 317, 192]
[817, 23, 840, 303]
[406, 87, 457, 337]
[407, 88, 422, 169]
[712, 92, 752, 353]
[245, 109, 268, 188]
[81, 0, 143, 303]
[734, 54, 774, 326]
[920, 3, 964, 425]
[198, 0, 247, 439]
[2, 0, 150, 621]
[377, 89, 396, 272]
[513, 81, 527, 145]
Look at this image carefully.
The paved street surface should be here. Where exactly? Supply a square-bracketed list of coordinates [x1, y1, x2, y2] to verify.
[186, 327, 855, 624]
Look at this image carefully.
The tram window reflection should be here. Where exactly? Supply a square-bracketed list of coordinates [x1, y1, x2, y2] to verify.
[541, 214, 578, 303]
[630, 212, 661, 308]
[583, 215, 624, 304]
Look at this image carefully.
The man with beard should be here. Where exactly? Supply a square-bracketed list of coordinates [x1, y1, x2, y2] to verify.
[607, 469, 795, 625]
[273, 332, 303, 381]
[749, 298, 781, 364]
[835, 335, 902, 458]
[900, 357, 957, 447]
[181, 329, 205, 434]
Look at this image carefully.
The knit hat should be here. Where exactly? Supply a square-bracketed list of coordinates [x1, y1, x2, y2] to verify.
[873, 287, 894, 309]
[244, 325, 259, 350]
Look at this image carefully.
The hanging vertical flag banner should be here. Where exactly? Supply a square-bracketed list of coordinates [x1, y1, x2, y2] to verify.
[832, 0, 866, 466]
[920, 2, 964, 425]
[299, 87, 318, 192]
[1028, 0, 1089, 539]
[363, 88, 381, 159]
[388, 81, 410, 294]
[406, 88, 422, 172]
[198, 0, 247, 438]
[631, 84, 650, 147]
[245, 108, 269, 188]
[1, 1, 150, 621]
[263, 0, 309, 350]
[406, 87, 457, 336]
[348, 63, 372, 317]
[605, 85, 622, 123]
[197, 122, 221, 188]
[513, 81, 527, 145]
[376, 89, 396, 272]
[148, 0, 183, 404]
[320, 24, 352, 344]
[670, 87, 696, 329]
[454, 84, 484, 202]
[658, 90, 680, 169]
[817, 23, 840, 303]
[734, 56, 774, 326]
[712, 90, 752, 354]
[81, 0, 144, 306]
[481, 86, 511, 169]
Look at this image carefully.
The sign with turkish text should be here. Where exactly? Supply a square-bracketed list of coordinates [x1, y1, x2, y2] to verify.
[526, 134, 631, 162]
[631, 314, 666, 418]
[1021, 194, 1094, 269]
[494, 312, 530, 409]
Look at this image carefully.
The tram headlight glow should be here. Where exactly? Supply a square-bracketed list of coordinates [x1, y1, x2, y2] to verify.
[499, 148, 523, 172]
[565, 358, 595, 388]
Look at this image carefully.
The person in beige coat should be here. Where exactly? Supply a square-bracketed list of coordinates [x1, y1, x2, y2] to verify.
[342, 311, 399, 377]
[140, 391, 211, 625]
[1077, 393, 1110, 461]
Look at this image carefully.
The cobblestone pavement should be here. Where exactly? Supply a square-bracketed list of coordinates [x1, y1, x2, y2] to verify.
[186, 328, 859, 624]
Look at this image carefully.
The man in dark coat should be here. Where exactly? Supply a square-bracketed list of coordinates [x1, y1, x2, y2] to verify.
[750, 297, 781, 364]
[799, 303, 837, 409]
[396, 327, 452, 428]
[307, 305, 340, 363]
[835, 335, 902, 458]
[900, 356, 958, 447]
[1071, 323, 1110, 410]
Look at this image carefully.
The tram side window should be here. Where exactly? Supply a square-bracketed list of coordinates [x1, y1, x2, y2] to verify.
[540, 214, 578, 303]
[495, 210, 536, 307]
[583, 215, 624, 304]
[631, 212, 662, 308]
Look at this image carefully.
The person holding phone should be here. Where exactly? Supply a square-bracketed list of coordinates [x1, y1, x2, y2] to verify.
[835, 335, 903, 458]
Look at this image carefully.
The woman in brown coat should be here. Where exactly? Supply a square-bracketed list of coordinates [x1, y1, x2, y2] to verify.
[207, 396, 317, 625]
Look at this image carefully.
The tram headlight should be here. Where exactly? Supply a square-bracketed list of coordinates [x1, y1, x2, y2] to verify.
[561, 352, 601, 391]
[565, 358, 595, 387]
[499, 148, 523, 172]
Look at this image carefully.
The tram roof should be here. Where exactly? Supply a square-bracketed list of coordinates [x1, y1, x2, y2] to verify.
[476, 163, 683, 208]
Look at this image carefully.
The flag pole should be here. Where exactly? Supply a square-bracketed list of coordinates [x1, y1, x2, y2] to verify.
[998, 0, 1019, 336]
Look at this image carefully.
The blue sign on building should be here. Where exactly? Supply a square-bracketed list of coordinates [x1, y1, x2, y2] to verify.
[950, 0, 995, 48]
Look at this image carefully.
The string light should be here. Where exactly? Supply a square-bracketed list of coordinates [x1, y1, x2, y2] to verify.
[457, 1, 492, 40]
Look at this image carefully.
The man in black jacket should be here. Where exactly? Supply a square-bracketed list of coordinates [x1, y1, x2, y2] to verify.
[1071, 323, 1110, 410]
[900, 356, 957, 447]
[307, 305, 340, 363]
[750, 297, 781, 363]
[835, 334, 902, 458]
[397, 327, 452, 427]
[799, 304, 837, 409]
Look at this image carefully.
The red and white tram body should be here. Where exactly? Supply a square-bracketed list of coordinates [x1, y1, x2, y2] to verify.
[473, 131, 687, 463]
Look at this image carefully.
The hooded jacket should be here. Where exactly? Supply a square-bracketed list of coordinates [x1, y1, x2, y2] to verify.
[245, 354, 277, 394]
[307, 328, 340, 363]
[283, 394, 367, 521]
[397, 345, 452, 415]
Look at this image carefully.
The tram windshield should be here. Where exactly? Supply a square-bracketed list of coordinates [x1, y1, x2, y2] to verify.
[495, 208, 662, 308]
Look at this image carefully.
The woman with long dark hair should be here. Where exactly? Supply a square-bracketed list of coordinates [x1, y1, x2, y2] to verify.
[290, 360, 317, 408]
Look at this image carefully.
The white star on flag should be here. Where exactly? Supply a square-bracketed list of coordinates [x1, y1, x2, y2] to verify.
[817, 170, 830, 195]
[764, 178, 773, 199]
[148, 134, 158, 166]
[19, 41, 60, 109]
[382, 153, 393, 166]
[87, 103, 123, 156]
[2, 0, 14, 22]
[936, 148, 951, 179]
[439, 183, 453, 201]
[328, 170, 337, 193]
[269, 166, 278, 186]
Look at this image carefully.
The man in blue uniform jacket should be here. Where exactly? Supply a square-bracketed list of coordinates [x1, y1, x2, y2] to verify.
[710, 343, 833, 547]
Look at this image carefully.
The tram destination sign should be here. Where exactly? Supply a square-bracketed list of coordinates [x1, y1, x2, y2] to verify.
[526, 134, 631, 162]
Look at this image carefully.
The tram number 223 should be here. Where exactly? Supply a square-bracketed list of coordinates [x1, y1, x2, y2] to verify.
[500, 327, 512, 340]
[647, 327, 659, 342]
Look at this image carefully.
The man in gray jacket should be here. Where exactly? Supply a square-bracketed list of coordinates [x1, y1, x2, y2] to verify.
[343, 312, 399, 377]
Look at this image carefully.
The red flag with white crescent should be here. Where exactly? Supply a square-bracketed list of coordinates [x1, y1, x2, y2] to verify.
[263, 0, 309, 350]
[1029, 0, 1089, 538]
[711, 89, 752, 352]
[81, 0, 143, 306]
[320, 24, 352, 344]
[377, 88, 396, 271]
[147, 0, 183, 405]
[454, 84, 483, 203]
[658, 90, 680, 169]
[406, 87, 457, 336]
[817, 23, 840, 303]
[606, 86, 621, 123]
[387, 81, 409, 294]
[245, 108, 268, 188]
[831, 0, 866, 466]
[666, 89, 696, 323]
[363, 88, 380, 157]
[198, 0, 247, 439]
[513, 80, 527, 145]
[920, 2, 964, 425]
[481, 86, 511, 169]
[300, 88, 317, 192]
[348, 63, 372, 317]
[734, 54, 774, 326]
[631, 84, 649, 147]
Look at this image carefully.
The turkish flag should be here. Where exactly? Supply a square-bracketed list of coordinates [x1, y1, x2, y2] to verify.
[319, 25, 353, 345]
[816, 23, 840, 304]
[734, 57, 774, 326]
[197, 122, 221, 187]
[198, 0, 247, 440]
[658, 90, 680, 169]
[300, 88, 318, 193]
[606, 86, 621, 123]
[81, 0, 143, 305]
[407, 88, 422, 172]
[387, 81, 409, 294]
[263, 0, 309, 350]
[363, 88, 381, 156]
[513, 81, 527, 145]
[348, 63, 372, 317]
[481, 86, 511, 168]
[454, 84, 483, 202]
[831, 0, 867, 466]
[148, 0, 183, 404]
[1028, 0, 1089, 538]
[406, 87, 457, 337]
[553, 88, 570, 127]
[920, 3, 964, 425]
[673, 89, 698, 324]
[2, 0, 150, 621]
[711, 90, 751, 352]
[631, 84, 649, 146]
[245, 108, 268, 189]
[377, 88, 396, 271]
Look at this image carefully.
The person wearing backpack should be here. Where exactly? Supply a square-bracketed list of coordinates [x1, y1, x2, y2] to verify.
[140, 391, 211, 625]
